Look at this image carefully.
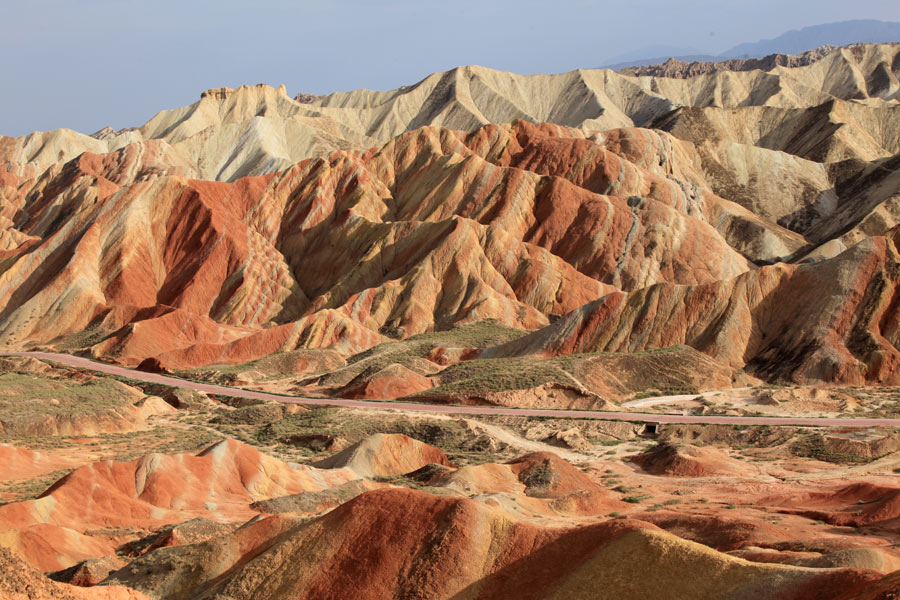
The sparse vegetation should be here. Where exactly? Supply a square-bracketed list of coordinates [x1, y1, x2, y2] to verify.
[250, 407, 497, 464]
[211, 403, 285, 425]
[0, 468, 74, 501]
[520, 461, 556, 490]
[415, 355, 586, 396]
[622, 494, 652, 503]
[0, 372, 135, 417]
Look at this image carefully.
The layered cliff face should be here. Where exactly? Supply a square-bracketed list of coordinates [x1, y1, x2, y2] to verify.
[1, 44, 900, 385]
[0, 121, 757, 368]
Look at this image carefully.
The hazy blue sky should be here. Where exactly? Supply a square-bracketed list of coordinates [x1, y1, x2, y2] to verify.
[2, 0, 898, 136]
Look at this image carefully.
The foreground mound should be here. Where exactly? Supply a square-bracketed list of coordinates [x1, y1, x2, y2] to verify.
[313, 433, 453, 478]
[338, 364, 434, 399]
[0, 547, 147, 600]
[0, 371, 169, 437]
[0, 439, 358, 570]
[506, 452, 603, 497]
[632, 442, 749, 477]
[762, 483, 900, 527]
[423, 452, 642, 517]
[106, 488, 885, 600]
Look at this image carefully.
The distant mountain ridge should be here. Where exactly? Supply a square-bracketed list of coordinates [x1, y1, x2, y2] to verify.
[723, 19, 900, 58]
[619, 45, 842, 78]
[602, 19, 900, 69]
[600, 44, 712, 70]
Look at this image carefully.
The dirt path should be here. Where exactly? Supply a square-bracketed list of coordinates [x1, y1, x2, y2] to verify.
[619, 388, 752, 409]
[463, 420, 591, 463]
[8, 352, 900, 428]
[781, 451, 900, 482]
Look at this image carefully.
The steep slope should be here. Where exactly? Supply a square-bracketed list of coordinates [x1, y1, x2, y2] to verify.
[485, 225, 900, 384]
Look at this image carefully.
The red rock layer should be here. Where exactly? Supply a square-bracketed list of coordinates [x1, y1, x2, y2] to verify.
[0, 445, 74, 482]
[150, 488, 885, 600]
[3, 120, 900, 383]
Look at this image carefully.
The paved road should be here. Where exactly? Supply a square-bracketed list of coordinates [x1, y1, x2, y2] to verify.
[6, 351, 900, 428]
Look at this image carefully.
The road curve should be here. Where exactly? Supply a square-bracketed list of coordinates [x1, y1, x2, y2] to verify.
[6, 351, 900, 428]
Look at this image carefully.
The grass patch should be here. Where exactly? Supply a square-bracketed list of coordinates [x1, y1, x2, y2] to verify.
[0, 373, 135, 417]
[0, 468, 75, 502]
[416, 355, 585, 395]
[790, 433, 867, 464]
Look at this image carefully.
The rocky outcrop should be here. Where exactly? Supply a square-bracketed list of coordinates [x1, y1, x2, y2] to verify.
[762, 483, 900, 528]
[338, 363, 434, 399]
[632, 442, 748, 477]
[0, 121, 760, 370]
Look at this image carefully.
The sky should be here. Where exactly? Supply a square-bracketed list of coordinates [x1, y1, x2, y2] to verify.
[1, 0, 899, 136]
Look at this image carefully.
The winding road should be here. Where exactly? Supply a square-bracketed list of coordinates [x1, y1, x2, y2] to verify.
[6, 351, 900, 428]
